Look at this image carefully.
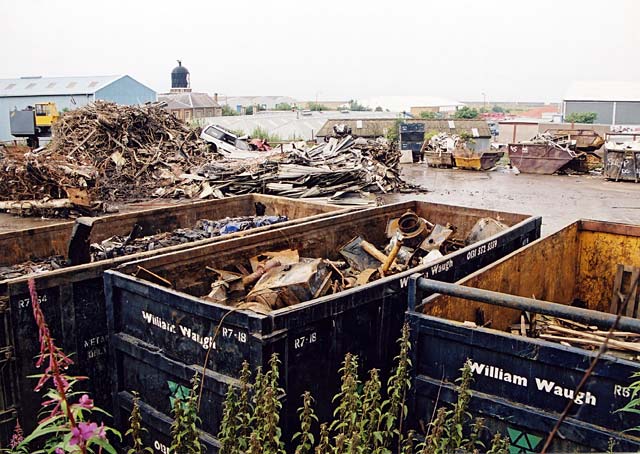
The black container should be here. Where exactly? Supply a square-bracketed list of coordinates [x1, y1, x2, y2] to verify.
[400, 132, 425, 143]
[0, 195, 345, 444]
[106, 201, 541, 445]
[604, 147, 640, 182]
[401, 142, 423, 152]
[407, 220, 640, 452]
[400, 123, 425, 133]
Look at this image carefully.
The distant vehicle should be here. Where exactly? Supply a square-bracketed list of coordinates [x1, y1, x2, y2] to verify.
[9, 102, 60, 148]
[333, 123, 352, 137]
[200, 124, 250, 153]
[487, 121, 499, 137]
[340, 109, 350, 114]
[300, 110, 312, 116]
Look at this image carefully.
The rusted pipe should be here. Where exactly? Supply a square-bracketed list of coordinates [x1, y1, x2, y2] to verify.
[360, 240, 389, 263]
[381, 238, 403, 274]
[399, 211, 422, 236]
[242, 258, 281, 287]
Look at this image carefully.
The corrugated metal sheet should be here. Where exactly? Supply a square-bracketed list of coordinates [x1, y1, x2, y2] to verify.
[94, 76, 156, 106]
[614, 102, 640, 125]
[0, 76, 122, 97]
[564, 101, 614, 125]
[199, 113, 327, 141]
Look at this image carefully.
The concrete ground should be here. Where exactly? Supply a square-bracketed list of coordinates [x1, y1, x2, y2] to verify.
[2, 166, 640, 236]
[384, 165, 640, 236]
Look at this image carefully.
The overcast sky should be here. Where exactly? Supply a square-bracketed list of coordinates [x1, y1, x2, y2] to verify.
[3, 0, 638, 103]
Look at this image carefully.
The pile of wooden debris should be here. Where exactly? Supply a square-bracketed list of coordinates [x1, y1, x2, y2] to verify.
[0, 102, 212, 206]
[511, 313, 640, 359]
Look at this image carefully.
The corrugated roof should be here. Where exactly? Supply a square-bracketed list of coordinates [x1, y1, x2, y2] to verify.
[221, 95, 297, 107]
[317, 118, 491, 138]
[159, 92, 220, 110]
[564, 81, 640, 102]
[0, 75, 123, 97]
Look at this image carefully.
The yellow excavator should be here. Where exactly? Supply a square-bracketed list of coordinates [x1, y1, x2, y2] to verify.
[9, 102, 60, 148]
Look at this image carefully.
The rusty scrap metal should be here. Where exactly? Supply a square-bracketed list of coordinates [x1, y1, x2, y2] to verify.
[200, 210, 509, 315]
[187, 135, 420, 202]
[2, 215, 288, 279]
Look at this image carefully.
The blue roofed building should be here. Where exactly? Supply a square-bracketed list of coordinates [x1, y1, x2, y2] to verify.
[0, 75, 156, 141]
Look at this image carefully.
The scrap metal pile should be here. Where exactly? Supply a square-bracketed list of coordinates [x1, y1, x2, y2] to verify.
[528, 132, 574, 148]
[172, 135, 416, 203]
[425, 133, 467, 153]
[90, 214, 287, 261]
[0, 215, 287, 280]
[0, 255, 67, 281]
[200, 211, 507, 314]
[422, 133, 464, 168]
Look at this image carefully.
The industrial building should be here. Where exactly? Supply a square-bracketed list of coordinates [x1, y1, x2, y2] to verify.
[0, 75, 156, 142]
[159, 61, 221, 120]
[219, 95, 298, 113]
[359, 96, 463, 116]
[563, 81, 640, 125]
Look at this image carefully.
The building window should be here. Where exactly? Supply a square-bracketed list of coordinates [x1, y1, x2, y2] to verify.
[184, 110, 191, 120]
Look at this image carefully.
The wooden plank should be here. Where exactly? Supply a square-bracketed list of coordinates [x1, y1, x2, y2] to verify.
[627, 267, 640, 318]
[547, 324, 640, 353]
[611, 264, 624, 314]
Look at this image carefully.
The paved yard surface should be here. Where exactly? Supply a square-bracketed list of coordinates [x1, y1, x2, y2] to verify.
[384, 165, 640, 235]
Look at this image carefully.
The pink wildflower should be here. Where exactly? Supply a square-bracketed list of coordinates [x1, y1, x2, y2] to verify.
[77, 394, 94, 409]
[70, 421, 98, 446]
[9, 420, 24, 448]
